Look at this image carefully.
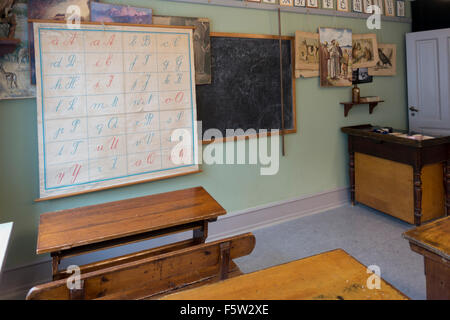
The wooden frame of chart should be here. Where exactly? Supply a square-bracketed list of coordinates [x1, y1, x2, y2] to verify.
[31, 20, 201, 200]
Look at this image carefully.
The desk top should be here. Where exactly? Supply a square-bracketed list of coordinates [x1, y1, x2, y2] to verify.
[0, 222, 13, 272]
[37, 187, 226, 254]
[161, 249, 409, 300]
[403, 216, 449, 260]
[341, 124, 450, 148]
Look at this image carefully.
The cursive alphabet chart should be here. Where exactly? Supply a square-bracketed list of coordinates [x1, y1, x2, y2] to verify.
[33, 22, 199, 199]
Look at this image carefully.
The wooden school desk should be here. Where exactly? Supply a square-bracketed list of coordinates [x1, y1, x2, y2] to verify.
[341, 124, 450, 225]
[403, 216, 449, 300]
[37, 187, 226, 280]
[162, 249, 409, 300]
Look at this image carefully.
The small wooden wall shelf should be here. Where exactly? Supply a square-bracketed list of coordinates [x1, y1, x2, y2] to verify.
[0, 38, 20, 56]
[340, 100, 384, 117]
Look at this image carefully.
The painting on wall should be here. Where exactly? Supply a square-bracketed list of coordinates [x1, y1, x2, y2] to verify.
[294, 0, 306, 6]
[90, 2, 152, 24]
[28, 0, 91, 20]
[295, 31, 319, 71]
[152, 15, 211, 85]
[0, 0, 35, 99]
[352, 33, 379, 68]
[28, 0, 93, 84]
[319, 27, 352, 87]
[368, 43, 396, 76]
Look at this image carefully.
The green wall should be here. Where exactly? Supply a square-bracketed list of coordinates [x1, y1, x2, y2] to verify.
[0, 0, 411, 269]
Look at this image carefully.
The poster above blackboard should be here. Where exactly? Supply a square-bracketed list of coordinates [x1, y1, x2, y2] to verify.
[196, 33, 296, 143]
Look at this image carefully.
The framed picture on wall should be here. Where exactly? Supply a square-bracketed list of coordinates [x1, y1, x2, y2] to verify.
[384, 0, 395, 16]
[353, 0, 363, 12]
[322, 0, 334, 9]
[352, 33, 379, 68]
[262, 0, 278, 4]
[397, 1, 405, 17]
[280, 0, 294, 6]
[337, 0, 349, 12]
[306, 0, 319, 8]
[352, 68, 373, 84]
[368, 43, 397, 76]
[363, 0, 373, 13]
[294, 0, 306, 6]
[319, 27, 353, 87]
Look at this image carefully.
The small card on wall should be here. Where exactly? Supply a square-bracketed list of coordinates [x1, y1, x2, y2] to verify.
[306, 0, 319, 8]
[322, 0, 334, 10]
[337, 0, 349, 12]
[363, 0, 373, 14]
[397, 1, 405, 17]
[280, 0, 294, 6]
[353, 0, 363, 12]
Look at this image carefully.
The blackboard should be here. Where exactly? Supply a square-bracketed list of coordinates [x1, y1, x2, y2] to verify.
[196, 33, 296, 142]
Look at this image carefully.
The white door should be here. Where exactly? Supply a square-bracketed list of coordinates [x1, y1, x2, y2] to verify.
[406, 28, 450, 136]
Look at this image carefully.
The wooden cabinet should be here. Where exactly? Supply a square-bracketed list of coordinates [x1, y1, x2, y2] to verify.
[342, 124, 450, 225]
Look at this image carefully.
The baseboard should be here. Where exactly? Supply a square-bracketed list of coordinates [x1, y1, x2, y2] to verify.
[0, 187, 349, 300]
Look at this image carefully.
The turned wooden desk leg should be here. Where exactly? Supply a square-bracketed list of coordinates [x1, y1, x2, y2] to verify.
[193, 220, 208, 244]
[349, 153, 356, 206]
[413, 169, 423, 226]
[445, 159, 450, 217]
[348, 138, 356, 206]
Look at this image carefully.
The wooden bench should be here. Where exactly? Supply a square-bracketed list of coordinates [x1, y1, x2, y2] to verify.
[162, 249, 409, 300]
[36, 187, 226, 280]
[26, 233, 255, 300]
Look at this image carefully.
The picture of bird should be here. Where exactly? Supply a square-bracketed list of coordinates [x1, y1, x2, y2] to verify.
[368, 43, 396, 76]
[377, 48, 392, 68]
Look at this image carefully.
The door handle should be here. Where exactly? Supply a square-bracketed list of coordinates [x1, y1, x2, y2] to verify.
[409, 106, 419, 112]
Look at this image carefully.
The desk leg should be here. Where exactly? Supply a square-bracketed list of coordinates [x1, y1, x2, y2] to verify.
[413, 169, 423, 226]
[349, 152, 356, 206]
[445, 160, 450, 217]
[348, 138, 356, 206]
[51, 253, 61, 280]
[424, 256, 450, 300]
[193, 220, 208, 244]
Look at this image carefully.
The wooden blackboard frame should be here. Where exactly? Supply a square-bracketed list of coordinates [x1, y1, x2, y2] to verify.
[201, 32, 297, 144]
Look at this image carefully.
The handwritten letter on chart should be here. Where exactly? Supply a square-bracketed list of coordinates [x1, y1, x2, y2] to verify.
[33, 23, 199, 199]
